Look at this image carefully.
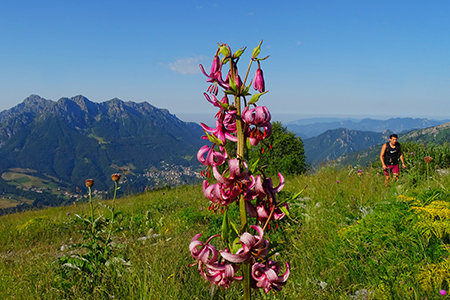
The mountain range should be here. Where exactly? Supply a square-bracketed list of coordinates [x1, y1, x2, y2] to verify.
[0, 95, 205, 193]
[287, 117, 449, 139]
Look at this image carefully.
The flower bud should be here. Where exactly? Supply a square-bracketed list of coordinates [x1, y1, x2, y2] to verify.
[253, 62, 265, 93]
[111, 173, 121, 182]
[85, 179, 94, 188]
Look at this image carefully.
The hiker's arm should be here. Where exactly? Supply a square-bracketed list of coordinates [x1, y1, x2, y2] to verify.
[380, 144, 386, 169]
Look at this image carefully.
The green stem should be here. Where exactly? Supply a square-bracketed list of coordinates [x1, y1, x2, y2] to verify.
[106, 181, 118, 250]
[88, 187, 94, 234]
[235, 90, 250, 299]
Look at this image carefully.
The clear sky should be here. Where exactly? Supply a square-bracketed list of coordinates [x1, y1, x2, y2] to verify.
[1, 0, 450, 124]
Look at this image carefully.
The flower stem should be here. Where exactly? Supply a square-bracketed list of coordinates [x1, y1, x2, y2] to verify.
[88, 187, 94, 234]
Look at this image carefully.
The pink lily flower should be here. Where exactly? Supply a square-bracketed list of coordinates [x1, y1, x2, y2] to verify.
[189, 234, 219, 264]
[201, 119, 238, 145]
[242, 106, 271, 127]
[255, 173, 285, 204]
[199, 53, 229, 95]
[197, 145, 227, 166]
[199, 260, 242, 289]
[253, 61, 265, 93]
[212, 159, 251, 189]
[220, 225, 269, 263]
[247, 123, 272, 146]
[251, 260, 290, 293]
[202, 180, 239, 206]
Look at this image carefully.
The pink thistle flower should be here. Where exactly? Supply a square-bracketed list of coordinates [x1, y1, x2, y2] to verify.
[440, 290, 447, 295]
[251, 260, 290, 293]
[220, 225, 269, 263]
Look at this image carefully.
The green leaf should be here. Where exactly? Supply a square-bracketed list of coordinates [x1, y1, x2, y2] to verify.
[279, 204, 290, 217]
[249, 91, 268, 105]
[218, 102, 230, 110]
[233, 46, 247, 59]
[229, 221, 239, 241]
[252, 40, 263, 58]
[250, 158, 260, 173]
[221, 210, 229, 243]
[230, 237, 242, 254]
[219, 44, 231, 57]
[204, 131, 224, 146]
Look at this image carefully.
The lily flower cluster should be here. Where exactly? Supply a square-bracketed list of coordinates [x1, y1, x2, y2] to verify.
[189, 42, 290, 295]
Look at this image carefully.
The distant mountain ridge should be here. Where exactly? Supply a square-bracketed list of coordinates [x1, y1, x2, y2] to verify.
[303, 128, 392, 164]
[0, 95, 205, 191]
[287, 117, 448, 139]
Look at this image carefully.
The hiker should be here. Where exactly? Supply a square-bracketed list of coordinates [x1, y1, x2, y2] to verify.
[380, 134, 406, 186]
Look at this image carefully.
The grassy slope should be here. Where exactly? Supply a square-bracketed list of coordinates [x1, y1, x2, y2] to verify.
[0, 166, 449, 299]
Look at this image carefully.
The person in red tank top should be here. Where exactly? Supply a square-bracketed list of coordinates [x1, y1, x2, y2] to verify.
[380, 134, 406, 187]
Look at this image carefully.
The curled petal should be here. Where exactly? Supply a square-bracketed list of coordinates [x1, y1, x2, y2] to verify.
[197, 145, 226, 166]
[242, 106, 271, 127]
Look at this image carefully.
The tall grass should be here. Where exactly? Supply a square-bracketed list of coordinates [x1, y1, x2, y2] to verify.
[1, 165, 450, 299]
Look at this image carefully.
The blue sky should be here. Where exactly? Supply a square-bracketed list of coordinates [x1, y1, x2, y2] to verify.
[1, 0, 450, 124]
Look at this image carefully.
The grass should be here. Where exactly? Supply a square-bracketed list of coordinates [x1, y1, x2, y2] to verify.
[1, 165, 450, 299]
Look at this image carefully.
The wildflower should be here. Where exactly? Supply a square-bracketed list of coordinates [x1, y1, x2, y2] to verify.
[440, 290, 446, 295]
[199, 260, 242, 288]
[242, 106, 271, 127]
[201, 119, 238, 146]
[85, 179, 94, 188]
[424, 156, 433, 164]
[253, 61, 265, 93]
[336, 180, 340, 184]
[212, 159, 251, 189]
[220, 225, 269, 263]
[197, 145, 227, 166]
[111, 173, 121, 182]
[66, 212, 70, 215]
[251, 260, 290, 293]
[254, 173, 285, 204]
[202, 180, 239, 206]
[247, 123, 272, 146]
[199, 51, 228, 94]
[357, 170, 362, 176]
[189, 234, 219, 264]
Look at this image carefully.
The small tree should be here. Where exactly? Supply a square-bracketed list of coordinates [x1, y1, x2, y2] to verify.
[248, 121, 307, 176]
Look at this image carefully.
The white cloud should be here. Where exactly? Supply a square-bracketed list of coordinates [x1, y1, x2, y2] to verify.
[168, 55, 208, 75]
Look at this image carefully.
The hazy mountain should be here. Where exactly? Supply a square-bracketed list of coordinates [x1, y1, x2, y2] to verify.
[303, 128, 392, 164]
[0, 95, 205, 191]
[287, 117, 448, 139]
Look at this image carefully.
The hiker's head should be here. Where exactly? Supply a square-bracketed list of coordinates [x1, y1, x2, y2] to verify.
[389, 134, 398, 143]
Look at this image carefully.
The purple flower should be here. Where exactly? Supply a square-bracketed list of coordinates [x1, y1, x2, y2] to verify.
[253, 61, 265, 93]
[254, 173, 285, 204]
[247, 123, 272, 146]
[66, 212, 70, 215]
[197, 145, 227, 166]
[198, 260, 242, 288]
[440, 290, 447, 295]
[189, 234, 219, 264]
[212, 159, 251, 189]
[220, 225, 269, 263]
[336, 180, 340, 184]
[201, 119, 237, 146]
[242, 106, 271, 127]
[251, 260, 290, 293]
[202, 180, 239, 206]
[199, 52, 228, 94]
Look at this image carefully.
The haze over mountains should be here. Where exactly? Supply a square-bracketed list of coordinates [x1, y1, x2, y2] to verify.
[0, 95, 205, 193]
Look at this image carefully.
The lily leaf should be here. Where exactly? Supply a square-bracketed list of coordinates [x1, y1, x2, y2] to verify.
[218, 102, 230, 110]
[219, 44, 231, 57]
[233, 46, 247, 59]
[221, 210, 229, 243]
[230, 237, 242, 254]
[229, 221, 239, 242]
[252, 40, 263, 59]
[279, 204, 290, 217]
[204, 131, 224, 146]
[250, 158, 260, 174]
[249, 91, 268, 105]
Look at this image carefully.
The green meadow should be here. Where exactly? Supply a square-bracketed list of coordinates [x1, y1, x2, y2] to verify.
[1, 153, 450, 299]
